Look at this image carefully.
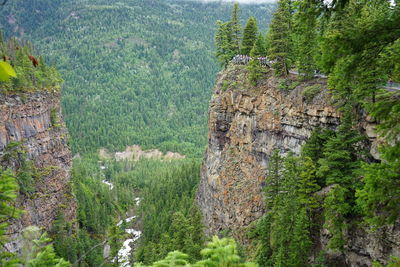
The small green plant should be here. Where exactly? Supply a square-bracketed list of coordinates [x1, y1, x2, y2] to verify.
[1, 142, 36, 195]
[277, 79, 288, 91]
[221, 80, 230, 91]
[302, 84, 321, 101]
[373, 257, 400, 267]
[288, 80, 301, 90]
[50, 108, 61, 128]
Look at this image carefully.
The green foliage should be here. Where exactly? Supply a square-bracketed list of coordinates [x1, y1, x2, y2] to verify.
[0, 34, 62, 93]
[277, 79, 289, 91]
[241, 17, 258, 56]
[312, 251, 328, 267]
[373, 257, 400, 267]
[135, 161, 204, 264]
[0, 142, 36, 196]
[230, 3, 242, 55]
[356, 144, 400, 226]
[247, 34, 266, 86]
[323, 185, 351, 250]
[268, 0, 292, 76]
[215, 20, 236, 66]
[0, 0, 274, 158]
[0, 169, 21, 266]
[136, 236, 257, 267]
[252, 152, 319, 267]
[302, 84, 321, 102]
[317, 107, 364, 187]
[196, 236, 242, 267]
[301, 128, 335, 170]
[50, 108, 61, 128]
[292, 0, 317, 79]
[19, 227, 71, 266]
[152, 251, 190, 267]
[0, 60, 16, 81]
[221, 80, 230, 91]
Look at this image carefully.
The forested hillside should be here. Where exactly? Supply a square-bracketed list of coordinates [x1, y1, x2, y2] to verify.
[0, 0, 274, 158]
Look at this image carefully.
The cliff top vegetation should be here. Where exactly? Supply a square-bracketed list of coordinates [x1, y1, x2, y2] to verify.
[0, 33, 62, 94]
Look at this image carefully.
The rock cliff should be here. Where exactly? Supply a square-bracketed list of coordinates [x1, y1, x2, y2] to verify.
[197, 65, 397, 266]
[0, 91, 76, 252]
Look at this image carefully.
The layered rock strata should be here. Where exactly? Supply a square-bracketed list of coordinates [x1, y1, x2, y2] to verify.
[197, 65, 395, 266]
[0, 91, 76, 251]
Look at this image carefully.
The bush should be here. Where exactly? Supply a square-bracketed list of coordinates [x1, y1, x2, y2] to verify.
[302, 84, 321, 101]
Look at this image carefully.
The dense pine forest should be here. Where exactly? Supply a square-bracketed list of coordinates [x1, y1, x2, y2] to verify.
[0, 0, 274, 158]
[1, 0, 400, 266]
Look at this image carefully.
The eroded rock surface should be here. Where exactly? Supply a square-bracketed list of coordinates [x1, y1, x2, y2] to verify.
[197, 65, 395, 266]
[0, 91, 76, 252]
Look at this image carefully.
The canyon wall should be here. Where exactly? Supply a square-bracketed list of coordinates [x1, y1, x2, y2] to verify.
[0, 91, 76, 252]
[197, 65, 398, 266]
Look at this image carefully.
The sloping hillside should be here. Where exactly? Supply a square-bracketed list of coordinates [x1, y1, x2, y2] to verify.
[0, 0, 275, 157]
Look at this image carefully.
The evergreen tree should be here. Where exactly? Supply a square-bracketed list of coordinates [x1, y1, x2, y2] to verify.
[215, 21, 235, 66]
[264, 150, 283, 209]
[0, 169, 21, 266]
[230, 2, 242, 55]
[298, 157, 320, 209]
[317, 106, 363, 187]
[317, 106, 364, 250]
[293, 0, 318, 79]
[356, 143, 400, 226]
[20, 227, 71, 266]
[241, 17, 258, 55]
[196, 236, 257, 267]
[247, 35, 265, 86]
[268, 0, 292, 76]
[152, 251, 190, 267]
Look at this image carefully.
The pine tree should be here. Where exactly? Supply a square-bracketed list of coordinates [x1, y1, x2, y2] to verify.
[0, 169, 21, 266]
[317, 106, 364, 250]
[248, 36, 265, 86]
[152, 251, 190, 267]
[215, 21, 235, 66]
[298, 157, 320, 209]
[317, 106, 363, 186]
[230, 2, 241, 55]
[264, 150, 283, 209]
[241, 17, 258, 55]
[268, 0, 292, 76]
[293, 0, 318, 79]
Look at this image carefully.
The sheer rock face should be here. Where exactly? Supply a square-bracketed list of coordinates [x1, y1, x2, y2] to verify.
[0, 91, 76, 252]
[197, 65, 395, 266]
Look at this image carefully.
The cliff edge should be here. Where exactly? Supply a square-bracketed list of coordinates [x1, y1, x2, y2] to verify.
[0, 91, 76, 252]
[197, 65, 397, 266]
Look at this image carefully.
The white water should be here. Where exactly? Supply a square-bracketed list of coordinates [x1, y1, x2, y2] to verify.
[113, 217, 142, 267]
[134, 197, 141, 206]
[117, 216, 137, 227]
[101, 179, 114, 190]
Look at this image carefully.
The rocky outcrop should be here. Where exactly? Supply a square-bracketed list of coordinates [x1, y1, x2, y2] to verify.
[197, 65, 395, 266]
[0, 91, 76, 252]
